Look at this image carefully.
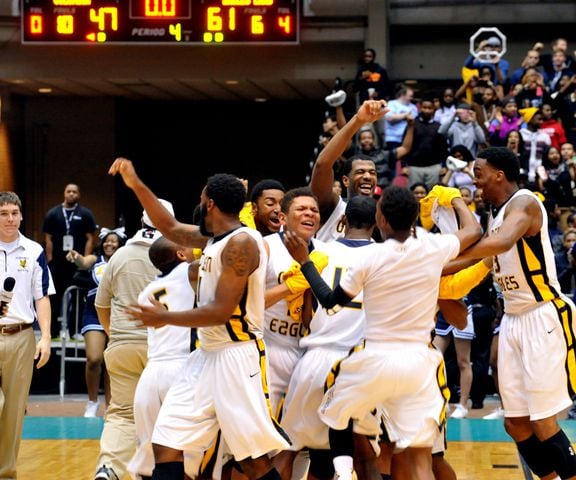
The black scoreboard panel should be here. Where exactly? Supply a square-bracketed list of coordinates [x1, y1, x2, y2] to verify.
[22, 0, 299, 44]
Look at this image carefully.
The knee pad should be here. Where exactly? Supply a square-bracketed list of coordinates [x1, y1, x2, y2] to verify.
[309, 449, 335, 479]
[541, 430, 576, 479]
[516, 435, 554, 478]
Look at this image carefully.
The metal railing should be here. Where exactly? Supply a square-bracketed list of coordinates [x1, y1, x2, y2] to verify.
[56, 285, 87, 399]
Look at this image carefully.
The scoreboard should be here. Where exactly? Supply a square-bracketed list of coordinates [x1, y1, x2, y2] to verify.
[21, 0, 299, 44]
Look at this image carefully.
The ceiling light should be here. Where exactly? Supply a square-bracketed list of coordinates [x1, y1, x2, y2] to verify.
[225, 80, 239, 85]
[254, 97, 267, 103]
[38, 88, 52, 93]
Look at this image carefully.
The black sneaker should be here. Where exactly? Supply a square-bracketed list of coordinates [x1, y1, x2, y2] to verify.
[95, 465, 119, 480]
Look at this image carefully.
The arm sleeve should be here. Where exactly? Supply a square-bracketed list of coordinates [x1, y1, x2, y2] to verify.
[300, 261, 353, 310]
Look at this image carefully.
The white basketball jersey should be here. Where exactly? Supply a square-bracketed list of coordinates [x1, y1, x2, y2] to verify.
[301, 238, 372, 349]
[488, 189, 561, 315]
[138, 261, 195, 362]
[264, 233, 324, 348]
[340, 234, 460, 345]
[315, 197, 347, 242]
[197, 227, 267, 350]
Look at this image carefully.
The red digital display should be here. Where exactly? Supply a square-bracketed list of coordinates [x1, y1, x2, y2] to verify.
[22, 0, 299, 44]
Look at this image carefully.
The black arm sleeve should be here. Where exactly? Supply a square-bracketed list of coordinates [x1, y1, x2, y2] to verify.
[300, 261, 353, 310]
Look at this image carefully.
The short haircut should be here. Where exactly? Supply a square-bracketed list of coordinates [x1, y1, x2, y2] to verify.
[249, 179, 285, 203]
[280, 187, 317, 214]
[148, 237, 181, 276]
[0, 192, 22, 211]
[379, 186, 418, 231]
[477, 147, 520, 182]
[342, 154, 375, 177]
[205, 174, 246, 215]
[345, 196, 376, 230]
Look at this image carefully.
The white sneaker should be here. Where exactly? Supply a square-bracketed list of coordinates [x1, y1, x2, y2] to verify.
[325, 90, 347, 107]
[450, 404, 468, 419]
[483, 407, 505, 419]
[84, 400, 100, 418]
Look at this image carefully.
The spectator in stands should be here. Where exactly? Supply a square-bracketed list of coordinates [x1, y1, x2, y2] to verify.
[545, 50, 575, 94]
[473, 84, 500, 137]
[540, 102, 567, 149]
[554, 228, 576, 295]
[439, 102, 486, 156]
[42, 183, 97, 337]
[457, 66, 502, 106]
[66, 227, 127, 417]
[442, 144, 475, 193]
[515, 68, 551, 109]
[401, 95, 448, 190]
[384, 85, 419, 149]
[352, 48, 391, 103]
[561, 142, 576, 165]
[534, 38, 576, 79]
[505, 129, 530, 175]
[464, 36, 510, 86]
[536, 145, 573, 207]
[544, 198, 565, 254]
[509, 49, 544, 87]
[410, 182, 429, 202]
[520, 108, 551, 183]
[434, 87, 457, 126]
[488, 96, 525, 146]
[554, 74, 576, 145]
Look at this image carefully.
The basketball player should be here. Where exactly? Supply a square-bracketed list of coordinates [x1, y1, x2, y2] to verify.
[263, 187, 325, 415]
[275, 195, 376, 480]
[310, 99, 413, 241]
[283, 186, 481, 480]
[457, 146, 576, 480]
[108, 159, 289, 480]
[250, 179, 286, 236]
[128, 237, 197, 480]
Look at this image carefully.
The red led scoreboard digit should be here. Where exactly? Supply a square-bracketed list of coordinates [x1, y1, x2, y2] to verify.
[22, 0, 299, 44]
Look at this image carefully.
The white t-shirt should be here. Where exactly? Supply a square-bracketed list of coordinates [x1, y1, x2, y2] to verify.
[340, 234, 460, 345]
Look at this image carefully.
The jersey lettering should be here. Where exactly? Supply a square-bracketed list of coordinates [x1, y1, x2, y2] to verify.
[495, 275, 520, 292]
[269, 318, 307, 338]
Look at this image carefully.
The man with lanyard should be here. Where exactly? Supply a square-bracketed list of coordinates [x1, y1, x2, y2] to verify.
[42, 183, 97, 337]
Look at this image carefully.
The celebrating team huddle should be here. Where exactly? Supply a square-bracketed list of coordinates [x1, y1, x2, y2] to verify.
[96, 100, 576, 480]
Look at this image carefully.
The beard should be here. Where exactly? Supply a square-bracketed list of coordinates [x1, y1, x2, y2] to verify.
[199, 203, 213, 237]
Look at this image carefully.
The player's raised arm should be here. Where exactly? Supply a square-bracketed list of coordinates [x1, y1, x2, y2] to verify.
[310, 100, 388, 213]
[108, 157, 207, 248]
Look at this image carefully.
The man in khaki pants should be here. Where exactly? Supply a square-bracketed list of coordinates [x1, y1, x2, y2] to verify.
[0, 191, 54, 480]
[94, 201, 173, 480]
